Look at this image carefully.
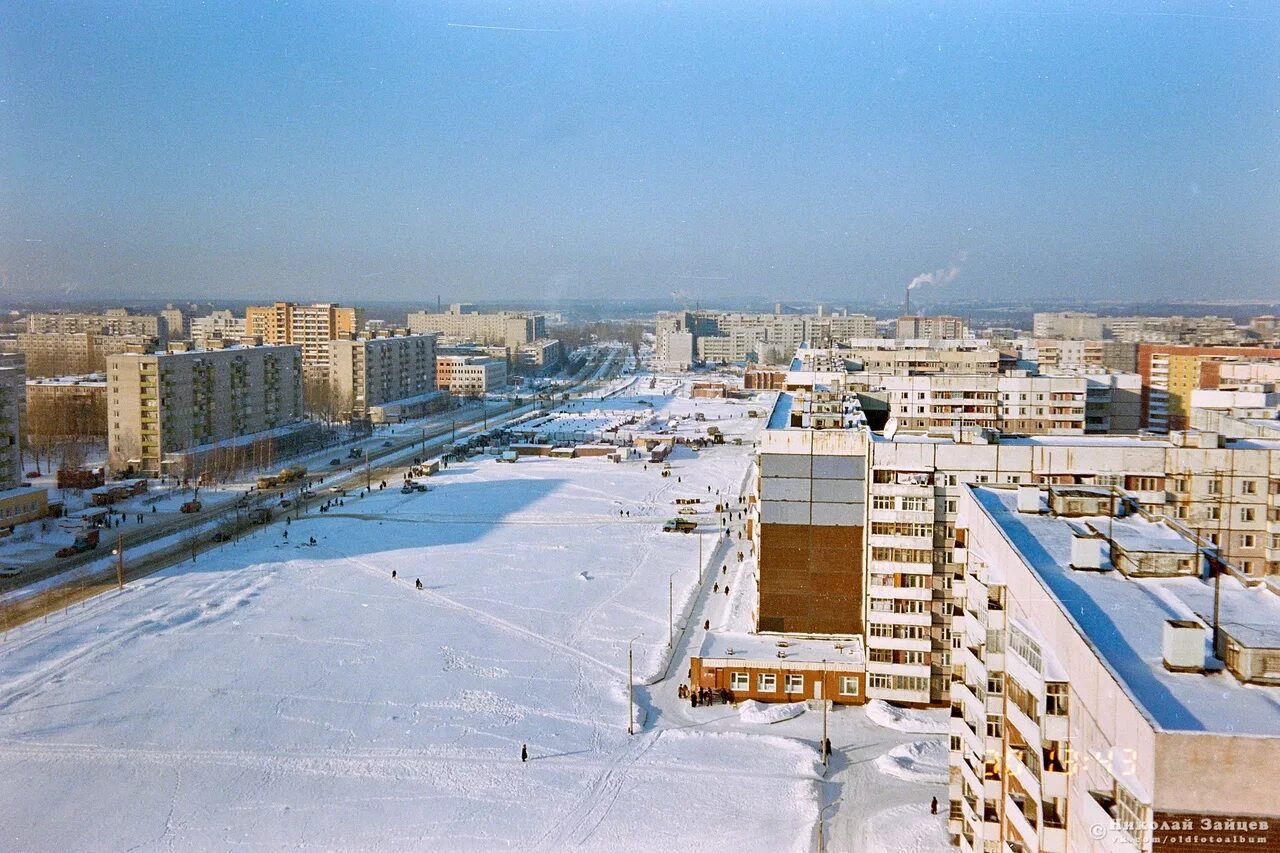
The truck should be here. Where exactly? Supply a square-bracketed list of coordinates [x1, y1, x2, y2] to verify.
[248, 508, 272, 525]
[56, 528, 100, 558]
[180, 500, 202, 513]
[662, 517, 698, 533]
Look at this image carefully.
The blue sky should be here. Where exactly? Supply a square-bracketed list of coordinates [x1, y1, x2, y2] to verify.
[2, 1, 1277, 304]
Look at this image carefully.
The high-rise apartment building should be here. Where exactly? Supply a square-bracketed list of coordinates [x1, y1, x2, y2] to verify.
[14, 331, 159, 377]
[1137, 344, 1280, 431]
[26, 310, 162, 338]
[328, 333, 438, 421]
[1031, 311, 1107, 340]
[244, 303, 363, 376]
[107, 345, 304, 475]
[950, 483, 1280, 852]
[896, 315, 967, 340]
[0, 353, 25, 489]
[189, 311, 247, 348]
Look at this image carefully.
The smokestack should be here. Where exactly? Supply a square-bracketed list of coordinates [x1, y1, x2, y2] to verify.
[437, 294, 441, 312]
[905, 286, 911, 317]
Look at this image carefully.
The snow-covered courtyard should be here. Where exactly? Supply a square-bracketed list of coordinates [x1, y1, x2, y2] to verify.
[0, 386, 949, 852]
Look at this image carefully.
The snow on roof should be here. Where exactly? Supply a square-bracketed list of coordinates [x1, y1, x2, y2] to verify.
[1094, 516, 1199, 555]
[971, 486, 1280, 736]
[698, 632, 865, 667]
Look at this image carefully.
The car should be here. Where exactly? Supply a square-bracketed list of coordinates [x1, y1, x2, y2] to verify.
[381, 440, 393, 447]
[25, 471, 40, 479]
[329, 458, 342, 466]
[211, 530, 233, 543]
[279, 499, 293, 509]
[0, 567, 22, 578]
[400, 485, 414, 495]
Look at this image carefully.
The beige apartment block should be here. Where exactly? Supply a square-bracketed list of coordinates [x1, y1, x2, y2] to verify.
[329, 333, 437, 421]
[26, 375, 108, 440]
[244, 303, 362, 376]
[406, 307, 546, 347]
[15, 332, 158, 377]
[107, 345, 303, 475]
[26, 310, 161, 338]
[949, 484, 1280, 852]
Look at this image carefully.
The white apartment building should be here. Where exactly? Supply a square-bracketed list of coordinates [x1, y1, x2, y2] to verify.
[876, 374, 1093, 435]
[755, 370, 1280, 710]
[435, 354, 507, 396]
[190, 310, 247, 348]
[407, 307, 545, 347]
[26, 310, 162, 338]
[949, 484, 1280, 852]
[329, 333, 437, 421]
[107, 345, 304, 475]
[1031, 311, 1106, 340]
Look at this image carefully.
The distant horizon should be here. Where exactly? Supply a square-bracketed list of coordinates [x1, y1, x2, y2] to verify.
[4, 2, 1277, 303]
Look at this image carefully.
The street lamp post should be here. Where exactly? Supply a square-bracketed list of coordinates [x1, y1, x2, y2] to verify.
[822, 660, 829, 768]
[628, 632, 643, 735]
[114, 534, 124, 590]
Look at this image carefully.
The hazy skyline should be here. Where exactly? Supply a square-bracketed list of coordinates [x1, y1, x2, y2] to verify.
[2, 1, 1277, 305]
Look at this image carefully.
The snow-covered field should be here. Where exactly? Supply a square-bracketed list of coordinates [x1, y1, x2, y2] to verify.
[0, 383, 951, 852]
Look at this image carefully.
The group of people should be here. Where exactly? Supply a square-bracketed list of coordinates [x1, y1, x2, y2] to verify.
[318, 498, 345, 513]
[391, 569, 425, 591]
[678, 684, 728, 707]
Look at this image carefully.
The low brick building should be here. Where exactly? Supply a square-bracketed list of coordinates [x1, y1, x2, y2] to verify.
[690, 632, 866, 705]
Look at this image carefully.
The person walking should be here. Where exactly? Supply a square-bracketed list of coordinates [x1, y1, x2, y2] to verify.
[416, 578, 423, 590]
[521, 744, 528, 763]
[392, 570, 397, 579]
[930, 797, 938, 815]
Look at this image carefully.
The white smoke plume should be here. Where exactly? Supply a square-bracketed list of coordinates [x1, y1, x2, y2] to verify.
[907, 251, 968, 290]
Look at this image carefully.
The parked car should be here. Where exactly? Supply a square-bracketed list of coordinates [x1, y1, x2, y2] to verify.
[279, 499, 293, 509]
[0, 567, 22, 578]
[180, 500, 202, 513]
[329, 458, 342, 466]
[211, 530, 233, 543]
[381, 440, 393, 447]
[25, 471, 40, 479]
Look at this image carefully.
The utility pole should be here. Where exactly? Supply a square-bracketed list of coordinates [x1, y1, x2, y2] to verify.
[364, 448, 371, 492]
[115, 534, 124, 590]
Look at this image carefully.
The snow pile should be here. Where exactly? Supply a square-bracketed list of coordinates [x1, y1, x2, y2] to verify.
[874, 739, 948, 783]
[860, 802, 951, 853]
[865, 700, 948, 734]
[738, 700, 806, 725]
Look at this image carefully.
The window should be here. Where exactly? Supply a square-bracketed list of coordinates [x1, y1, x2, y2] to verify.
[1241, 507, 1256, 522]
[985, 717, 1003, 739]
[729, 672, 749, 691]
[868, 673, 891, 690]
[872, 495, 895, 510]
[838, 676, 859, 696]
[1242, 480, 1257, 494]
[987, 672, 1004, 696]
[785, 673, 804, 693]
[1242, 534, 1255, 548]
[1045, 682, 1068, 715]
[757, 673, 777, 692]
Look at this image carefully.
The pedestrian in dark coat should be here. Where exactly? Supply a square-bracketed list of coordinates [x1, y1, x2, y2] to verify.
[416, 578, 423, 590]
[931, 797, 938, 815]
[392, 570, 397, 578]
[522, 744, 528, 763]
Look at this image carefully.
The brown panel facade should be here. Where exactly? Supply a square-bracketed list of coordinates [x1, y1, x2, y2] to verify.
[758, 521, 862, 634]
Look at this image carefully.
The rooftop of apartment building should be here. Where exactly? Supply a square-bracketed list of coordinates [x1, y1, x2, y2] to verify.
[26, 373, 107, 386]
[697, 632, 866, 667]
[965, 484, 1280, 736]
[868, 424, 1280, 452]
